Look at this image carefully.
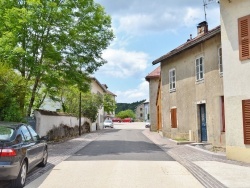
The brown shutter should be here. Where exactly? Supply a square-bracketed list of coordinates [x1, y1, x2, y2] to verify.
[171, 108, 177, 128]
[238, 15, 250, 60]
[242, 100, 250, 144]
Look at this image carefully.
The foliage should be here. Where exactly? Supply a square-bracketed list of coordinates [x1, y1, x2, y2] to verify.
[0, 0, 114, 116]
[61, 86, 103, 123]
[0, 63, 26, 121]
[115, 99, 146, 114]
[81, 92, 103, 122]
[103, 94, 116, 114]
[116, 109, 135, 119]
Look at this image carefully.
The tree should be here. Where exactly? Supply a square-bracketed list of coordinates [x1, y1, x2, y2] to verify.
[103, 94, 116, 114]
[60, 86, 103, 123]
[0, 0, 114, 116]
[116, 109, 135, 119]
[0, 62, 26, 121]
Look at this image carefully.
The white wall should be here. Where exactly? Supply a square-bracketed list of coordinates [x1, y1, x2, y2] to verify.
[34, 110, 90, 137]
[221, 0, 250, 162]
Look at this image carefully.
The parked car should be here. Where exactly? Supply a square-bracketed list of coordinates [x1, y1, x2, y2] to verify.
[145, 121, 150, 128]
[104, 120, 114, 128]
[112, 118, 121, 123]
[122, 118, 133, 123]
[0, 122, 48, 188]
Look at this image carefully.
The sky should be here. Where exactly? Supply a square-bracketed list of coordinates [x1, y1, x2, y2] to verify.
[93, 0, 220, 103]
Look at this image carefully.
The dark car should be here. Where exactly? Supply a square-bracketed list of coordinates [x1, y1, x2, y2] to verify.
[145, 121, 150, 128]
[0, 122, 48, 188]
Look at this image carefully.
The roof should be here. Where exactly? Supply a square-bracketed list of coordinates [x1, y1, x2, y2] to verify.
[91, 77, 107, 92]
[152, 25, 221, 65]
[145, 66, 161, 81]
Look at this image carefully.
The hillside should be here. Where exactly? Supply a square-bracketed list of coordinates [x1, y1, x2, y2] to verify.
[115, 99, 146, 114]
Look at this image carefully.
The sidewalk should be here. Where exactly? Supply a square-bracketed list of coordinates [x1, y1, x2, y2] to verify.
[143, 129, 250, 188]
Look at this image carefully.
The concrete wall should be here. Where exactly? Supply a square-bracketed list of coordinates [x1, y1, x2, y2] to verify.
[149, 78, 159, 131]
[221, 0, 250, 162]
[161, 33, 225, 146]
[34, 111, 90, 137]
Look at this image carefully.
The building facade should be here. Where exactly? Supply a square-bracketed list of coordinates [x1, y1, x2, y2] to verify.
[220, 0, 250, 162]
[152, 23, 225, 147]
[145, 67, 160, 131]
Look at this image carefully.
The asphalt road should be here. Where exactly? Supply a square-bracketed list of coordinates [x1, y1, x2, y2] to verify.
[29, 123, 202, 188]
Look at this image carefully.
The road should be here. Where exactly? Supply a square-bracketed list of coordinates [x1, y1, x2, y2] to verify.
[26, 122, 202, 188]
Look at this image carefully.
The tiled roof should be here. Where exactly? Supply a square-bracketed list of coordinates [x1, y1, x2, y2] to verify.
[145, 66, 160, 81]
[152, 26, 221, 65]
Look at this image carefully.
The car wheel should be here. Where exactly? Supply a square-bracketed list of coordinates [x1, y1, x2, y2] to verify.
[10, 161, 27, 188]
[38, 149, 48, 167]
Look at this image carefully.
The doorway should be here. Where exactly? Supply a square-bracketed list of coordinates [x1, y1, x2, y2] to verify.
[199, 104, 207, 142]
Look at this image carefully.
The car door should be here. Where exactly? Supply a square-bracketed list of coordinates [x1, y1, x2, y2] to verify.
[20, 125, 37, 170]
[26, 125, 45, 164]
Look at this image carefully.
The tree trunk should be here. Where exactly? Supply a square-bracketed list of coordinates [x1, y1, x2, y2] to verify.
[27, 76, 40, 116]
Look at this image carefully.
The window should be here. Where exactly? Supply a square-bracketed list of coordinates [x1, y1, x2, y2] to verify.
[27, 125, 40, 141]
[238, 15, 250, 60]
[171, 108, 177, 128]
[218, 47, 223, 75]
[196, 57, 204, 81]
[169, 69, 176, 92]
[20, 125, 32, 142]
[242, 100, 250, 144]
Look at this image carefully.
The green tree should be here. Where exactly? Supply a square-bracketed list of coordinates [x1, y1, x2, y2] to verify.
[0, 63, 26, 121]
[0, 0, 114, 116]
[116, 109, 135, 119]
[103, 94, 116, 114]
[61, 86, 103, 123]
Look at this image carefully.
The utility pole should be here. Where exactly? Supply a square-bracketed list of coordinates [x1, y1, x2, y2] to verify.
[79, 92, 81, 136]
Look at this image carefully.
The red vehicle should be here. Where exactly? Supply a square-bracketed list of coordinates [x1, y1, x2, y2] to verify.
[122, 118, 133, 123]
[112, 117, 122, 123]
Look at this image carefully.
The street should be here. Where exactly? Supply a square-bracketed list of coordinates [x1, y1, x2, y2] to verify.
[25, 122, 202, 188]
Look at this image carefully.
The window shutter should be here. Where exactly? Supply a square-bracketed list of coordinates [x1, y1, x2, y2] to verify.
[171, 108, 177, 128]
[242, 100, 250, 144]
[238, 15, 250, 60]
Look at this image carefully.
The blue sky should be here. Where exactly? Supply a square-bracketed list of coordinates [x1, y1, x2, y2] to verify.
[93, 0, 220, 103]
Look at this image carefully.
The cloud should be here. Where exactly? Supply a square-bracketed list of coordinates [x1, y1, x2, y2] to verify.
[97, 0, 220, 36]
[115, 80, 149, 103]
[99, 48, 149, 78]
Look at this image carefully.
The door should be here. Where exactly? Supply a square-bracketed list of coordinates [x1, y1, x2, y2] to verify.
[200, 104, 207, 141]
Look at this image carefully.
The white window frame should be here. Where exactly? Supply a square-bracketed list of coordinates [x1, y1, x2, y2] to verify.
[195, 57, 204, 82]
[218, 47, 223, 76]
[169, 68, 176, 92]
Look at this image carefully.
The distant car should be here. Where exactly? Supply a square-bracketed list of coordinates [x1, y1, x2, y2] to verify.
[112, 118, 121, 123]
[0, 122, 48, 188]
[145, 121, 150, 128]
[104, 120, 114, 128]
[122, 118, 133, 123]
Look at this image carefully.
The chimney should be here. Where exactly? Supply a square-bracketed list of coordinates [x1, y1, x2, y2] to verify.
[197, 21, 208, 36]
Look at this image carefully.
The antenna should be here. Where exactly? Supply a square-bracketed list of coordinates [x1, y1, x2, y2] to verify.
[203, 0, 207, 22]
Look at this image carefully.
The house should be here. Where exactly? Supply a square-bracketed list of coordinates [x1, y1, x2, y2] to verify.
[90, 77, 116, 130]
[135, 103, 145, 121]
[152, 22, 225, 147]
[135, 100, 150, 122]
[220, 0, 250, 162]
[145, 66, 161, 131]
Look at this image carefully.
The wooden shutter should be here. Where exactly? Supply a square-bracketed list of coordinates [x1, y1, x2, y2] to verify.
[238, 15, 250, 60]
[171, 108, 177, 128]
[242, 100, 250, 144]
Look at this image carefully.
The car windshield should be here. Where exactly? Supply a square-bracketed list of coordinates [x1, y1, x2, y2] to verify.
[0, 126, 15, 141]
[105, 120, 112, 123]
